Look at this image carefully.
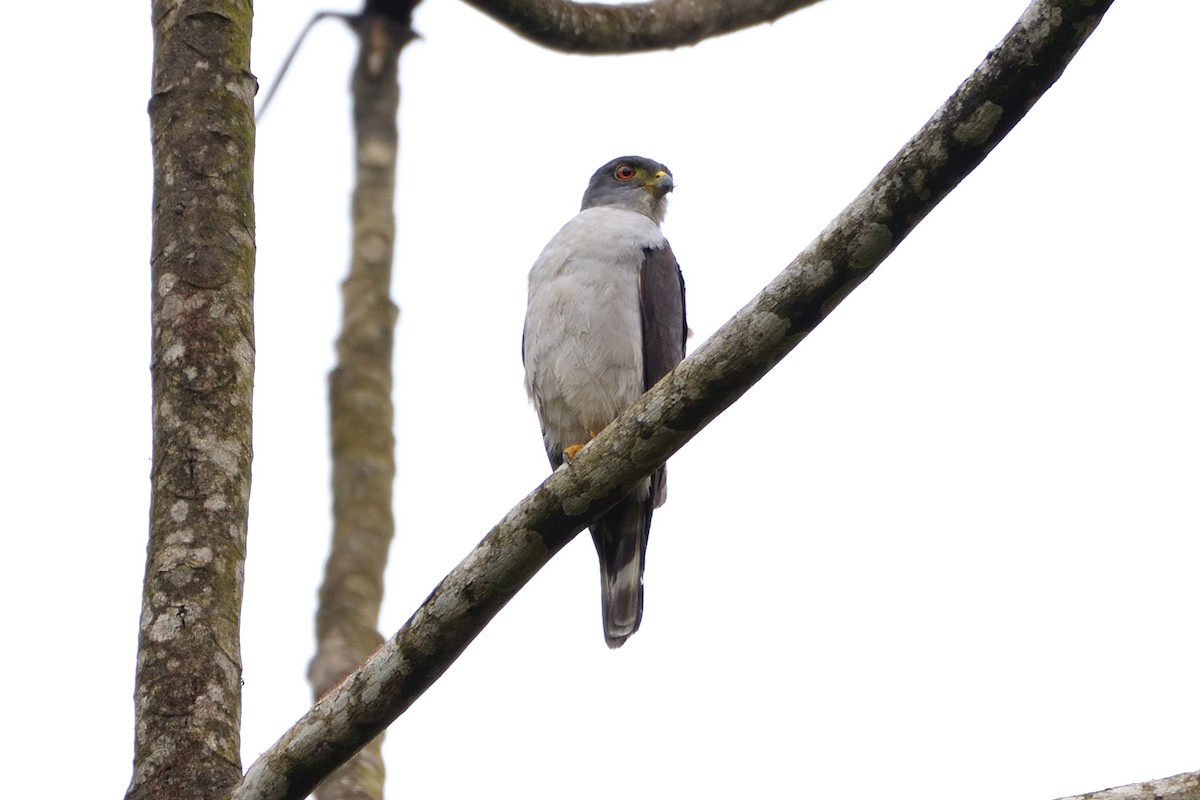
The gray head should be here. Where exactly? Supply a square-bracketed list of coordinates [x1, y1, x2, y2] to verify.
[580, 156, 674, 225]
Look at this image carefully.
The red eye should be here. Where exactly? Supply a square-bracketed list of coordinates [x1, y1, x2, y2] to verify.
[614, 164, 637, 181]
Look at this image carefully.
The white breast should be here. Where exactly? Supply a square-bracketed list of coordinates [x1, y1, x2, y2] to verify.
[524, 207, 667, 458]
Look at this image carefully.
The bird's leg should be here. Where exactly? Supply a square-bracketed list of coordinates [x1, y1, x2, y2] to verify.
[563, 430, 598, 461]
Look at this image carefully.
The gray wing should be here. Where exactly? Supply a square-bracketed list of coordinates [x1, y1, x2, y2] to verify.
[640, 243, 687, 389]
[639, 243, 686, 509]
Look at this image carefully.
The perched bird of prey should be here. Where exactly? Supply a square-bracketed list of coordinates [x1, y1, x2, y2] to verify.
[523, 156, 687, 648]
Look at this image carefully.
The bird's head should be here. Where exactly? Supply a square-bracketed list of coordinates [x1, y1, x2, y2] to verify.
[580, 156, 674, 225]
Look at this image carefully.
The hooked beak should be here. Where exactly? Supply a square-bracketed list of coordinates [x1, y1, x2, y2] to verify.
[646, 169, 674, 195]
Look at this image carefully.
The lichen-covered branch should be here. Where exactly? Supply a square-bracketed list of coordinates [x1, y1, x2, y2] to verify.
[307, 11, 415, 800]
[457, 0, 827, 53]
[128, 2, 257, 800]
[229, 0, 1113, 797]
[1055, 771, 1200, 800]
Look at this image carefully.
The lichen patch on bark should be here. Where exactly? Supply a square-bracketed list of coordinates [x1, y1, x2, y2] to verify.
[953, 101, 1004, 147]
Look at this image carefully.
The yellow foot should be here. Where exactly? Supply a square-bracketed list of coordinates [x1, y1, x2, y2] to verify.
[562, 431, 599, 461]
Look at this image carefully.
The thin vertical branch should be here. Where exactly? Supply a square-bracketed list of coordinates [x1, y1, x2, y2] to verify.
[129, 2, 257, 799]
[309, 9, 416, 800]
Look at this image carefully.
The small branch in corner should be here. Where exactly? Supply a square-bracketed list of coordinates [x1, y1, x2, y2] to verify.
[257, 11, 359, 121]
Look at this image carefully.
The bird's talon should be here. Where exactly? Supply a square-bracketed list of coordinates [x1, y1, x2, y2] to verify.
[563, 430, 600, 461]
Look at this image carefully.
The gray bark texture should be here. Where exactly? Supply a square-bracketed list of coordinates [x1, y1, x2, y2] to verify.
[308, 10, 416, 800]
[128, 1, 257, 800]
[1055, 771, 1200, 800]
[458, 0, 827, 52]
[228, 1, 1115, 798]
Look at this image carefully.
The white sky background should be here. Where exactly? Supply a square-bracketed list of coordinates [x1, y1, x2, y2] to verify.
[1, 0, 1197, 797]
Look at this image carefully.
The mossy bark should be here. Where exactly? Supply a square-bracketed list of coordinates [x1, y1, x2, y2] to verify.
[128, 2, 256, 800]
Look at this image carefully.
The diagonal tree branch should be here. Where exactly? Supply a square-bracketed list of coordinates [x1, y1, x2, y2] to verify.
[229, 0, 1114, 797]
[1055, 771, 1200, 800]
[457, 0, 828, 53]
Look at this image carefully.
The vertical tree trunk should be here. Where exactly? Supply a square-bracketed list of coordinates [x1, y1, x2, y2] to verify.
[309, 10, 414, 800]
[127, 2, 257, 800]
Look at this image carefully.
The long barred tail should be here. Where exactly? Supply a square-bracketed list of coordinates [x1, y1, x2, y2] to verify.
[591, 494, 653, 648]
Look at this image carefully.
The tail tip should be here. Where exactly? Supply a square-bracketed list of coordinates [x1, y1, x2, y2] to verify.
[604, 625, 636, 649]
[602, 606, 641, 649]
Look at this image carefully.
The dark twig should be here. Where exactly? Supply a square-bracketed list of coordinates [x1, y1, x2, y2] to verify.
[257, 11, 358, 121]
